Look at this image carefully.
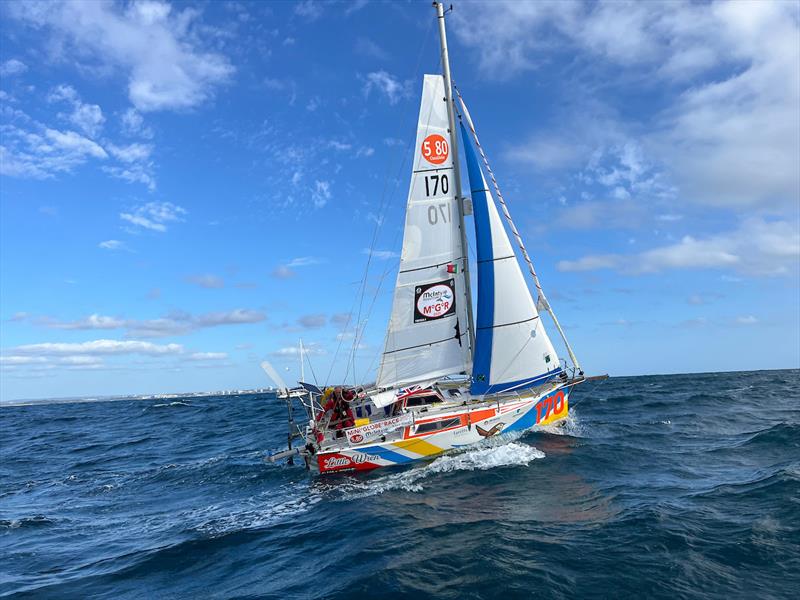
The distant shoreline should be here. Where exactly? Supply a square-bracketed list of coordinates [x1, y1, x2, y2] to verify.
[2, 367, 798, 407]
[0, 388, 276, 408]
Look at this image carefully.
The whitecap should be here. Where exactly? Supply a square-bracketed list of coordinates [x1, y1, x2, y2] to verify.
[334, 441, 545, 499]
[535, 410, 585, 437]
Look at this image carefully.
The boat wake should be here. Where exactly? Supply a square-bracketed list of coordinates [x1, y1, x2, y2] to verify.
[191, 482, 324, 537]
[535, 410, 585, 437]
[331, 440, 545, 499]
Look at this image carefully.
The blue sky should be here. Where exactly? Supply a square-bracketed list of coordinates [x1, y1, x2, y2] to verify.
[1, 0, 798, 401]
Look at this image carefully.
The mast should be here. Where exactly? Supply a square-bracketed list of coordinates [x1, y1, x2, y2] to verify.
[433, 1, 475, 360]
[299, 338, 305, 382]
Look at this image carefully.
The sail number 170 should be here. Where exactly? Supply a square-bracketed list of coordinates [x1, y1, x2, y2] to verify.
[424, 174, 449, 197]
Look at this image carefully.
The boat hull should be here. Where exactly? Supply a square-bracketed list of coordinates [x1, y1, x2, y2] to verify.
[314, 385, 571, 474]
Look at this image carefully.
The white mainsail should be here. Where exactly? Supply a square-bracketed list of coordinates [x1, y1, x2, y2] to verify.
[460, 123, 562, 395]
[376, 74, 471, 390]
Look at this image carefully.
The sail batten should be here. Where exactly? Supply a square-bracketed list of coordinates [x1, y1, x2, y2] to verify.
[461, 123, 562, 396]
[376, 75, 472, 390]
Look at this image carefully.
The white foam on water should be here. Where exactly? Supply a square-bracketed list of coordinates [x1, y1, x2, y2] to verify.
[334, 441, 545, 499]
[149, 401, 191, 408]
[192, 482, 324, 537]
[535, 410, 585, 437]
[192, 437, 551, 536]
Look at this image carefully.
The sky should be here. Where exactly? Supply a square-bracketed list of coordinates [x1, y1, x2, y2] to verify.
[0, 0, 798, 401]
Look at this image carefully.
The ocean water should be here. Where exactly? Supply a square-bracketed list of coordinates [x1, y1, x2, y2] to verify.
[1, 369, 798, 599]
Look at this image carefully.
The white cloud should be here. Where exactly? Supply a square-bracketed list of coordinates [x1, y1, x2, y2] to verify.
[363, 71, 410, 105]
[271, 343, 325, 357]
[120, 108, 154, 138]
[18, 308, 265, 338]
[9, 1, 234, 112]
[0, 337, 234, 373]
[362, 248, 399, 259]
[0, 59, 28, 76]
[736, 315, 759, 325]
[298, 314, 326, 329]
[185, 274, 224, 289]
[44, 128, 107, 158]
[48, 84, 106, 138]
[687, 295, 706, 306]
[0, 122, 110, 179]
[345, 0, 369, 16]
[556, 199, 645, 230]
[97, 240, 125, 250]
[44, 314, 125, 330]
[295, 1, 323, 21]
[306, 96, 320, 112]
[331, 313, 351, 326]
[271, 256, 322, 279]
[559, 218, 800, 276]
[0, 354, 105, 370]
[187, 352, 228, 361]
[506, 136, 586, 171]
[287, 256, 321, 268]
[355, 37, 388, 60]
[127, 308, 265, 337]
[311, 180, 331, 208]
[104, 143, 156, 189]
[12, 339, 184, 356]
[1, 97, 155, 188]
[103, 164, 156, 190]
[327, 140, 352, 151]
[108, 143, 152, 163]
[456, 1, 799, 213]
[69, 102, 105, 138]
[557, 254, 621, 273]
[271, 265, 295, 279]
[120, 201, 186, 232]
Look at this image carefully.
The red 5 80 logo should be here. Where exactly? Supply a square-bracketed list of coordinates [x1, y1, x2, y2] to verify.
[421, 134, 448, 165]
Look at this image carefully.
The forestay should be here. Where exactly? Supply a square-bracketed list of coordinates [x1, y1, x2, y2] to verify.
[376, 74, 471, 390]
[461, 124, 562, 395]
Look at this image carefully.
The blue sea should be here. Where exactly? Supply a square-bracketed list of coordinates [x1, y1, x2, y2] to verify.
[1, 369, 798, 599]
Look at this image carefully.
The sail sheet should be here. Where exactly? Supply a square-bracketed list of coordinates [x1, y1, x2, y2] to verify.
[460, 123, 562, 395]
[376, 75, 471, 389]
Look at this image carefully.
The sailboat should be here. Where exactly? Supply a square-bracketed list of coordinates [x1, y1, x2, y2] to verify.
[266, 3, 603, 474]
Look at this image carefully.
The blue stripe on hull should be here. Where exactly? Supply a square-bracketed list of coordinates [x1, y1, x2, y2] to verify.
[358, 445, 412, 464]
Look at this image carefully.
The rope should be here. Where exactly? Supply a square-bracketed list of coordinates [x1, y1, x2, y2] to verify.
[305, 350, 319, 386]
[327, 15, 436, 388]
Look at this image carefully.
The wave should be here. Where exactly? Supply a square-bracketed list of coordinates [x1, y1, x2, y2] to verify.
[330, 441, 545, 498]
[0, 515, 55, 529]
[691, 468, 800, 502]
[147, 401, 192, 409]
[738, 422, 800, 449]
[190, 484, 323, 537]
[534, 410, 585, 437]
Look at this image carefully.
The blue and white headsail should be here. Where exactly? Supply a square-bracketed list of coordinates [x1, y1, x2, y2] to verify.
[461, 123, 562, 395]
